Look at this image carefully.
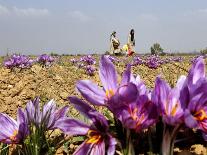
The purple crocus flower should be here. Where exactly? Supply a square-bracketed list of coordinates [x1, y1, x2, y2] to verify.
[152, 77, 185, 126]
[132, 56, 144, 66]
[4, 54, 34, 69]
[85, 65, 96, 76]
[76, 55, 129, 106]
[70, 58, 78, 64]
[37, 54, 55, 66]
[184, 89, 207, 131]
[109, 83, 158, 132]
[80, 55, 96, 65]
[25, 97, 69, 130]
[0, 109, 28, 144]
[179, 57, 206, 109]
[105, 55, 120, 63]
[56, 97, 116, 155]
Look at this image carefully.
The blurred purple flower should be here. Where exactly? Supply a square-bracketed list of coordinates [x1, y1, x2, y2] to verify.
[4, 54, 34, 69]
[80, 55, 96, 65]
[56, 97, 116, 155]
[105, 55, 120, 63]
[70, 58, 78, 64]
[132, 56, 144, 66]
[0, 109, 28, 144]
[85, 65, 96, 76]
[37, 54, 55, 66]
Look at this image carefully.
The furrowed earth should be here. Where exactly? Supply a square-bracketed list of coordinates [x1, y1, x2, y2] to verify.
[0, 55, 206, 155]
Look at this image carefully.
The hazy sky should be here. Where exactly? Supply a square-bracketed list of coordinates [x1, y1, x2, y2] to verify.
[0, 0, 207, 55]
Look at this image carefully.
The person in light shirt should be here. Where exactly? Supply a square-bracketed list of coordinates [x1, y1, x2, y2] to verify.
[109, 31, 121, 55]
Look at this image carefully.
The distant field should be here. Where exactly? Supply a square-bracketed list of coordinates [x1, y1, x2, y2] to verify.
[0, 54, 199, 117]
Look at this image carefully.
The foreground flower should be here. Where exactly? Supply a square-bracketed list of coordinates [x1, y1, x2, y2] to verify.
[76, 55, 131, 106]
[25, 97, 69, 130]
[57, 97, 116, 155]
[153, 77, 185, 126]
[0, 109, 28, 144]
[109, 83, 158, 132]
[151, 57, 206, 155]
[183, 77, 207, 134]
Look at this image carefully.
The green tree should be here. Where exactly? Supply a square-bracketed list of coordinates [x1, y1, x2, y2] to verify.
[151, 43, 164, 55]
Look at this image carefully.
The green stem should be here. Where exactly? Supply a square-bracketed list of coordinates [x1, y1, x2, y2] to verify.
[123, 129, 135, 155]
[162, 124, 182, 155]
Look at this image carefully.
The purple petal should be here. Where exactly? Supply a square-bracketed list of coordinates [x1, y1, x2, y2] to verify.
[56, 118, 90, 136]
[154, 77, 171, 110]
[17, 108, 27, 125]
[25, 97, 41, 125]
[0, 113, 18, 143]
[117, 83, 138, 103]
[73, 141, 93, 155]
[176, 75, 186, 90]
[69, 97, 109, 130]
[54, 105, 69, 119]
[107, 136, 117, 155]
[188, 57, 205, 85]
[16, 122, 29, 143]
[76, 80, 106, 106]
[121, 64, 131, 85]
[90, 141, 105, 155]
[42, 99, 56, 119]
[68, 96, 97, 119]
[184, 109, 198, 128]
[99, 55, 117, 92]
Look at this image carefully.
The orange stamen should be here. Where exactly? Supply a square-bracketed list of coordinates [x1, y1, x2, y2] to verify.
[171, 103, 178, 116]
[194, 109, 207, 121]
[9, 130, 18, 142]
[106, 89, 114, 99]
[86, 130, 102, 144]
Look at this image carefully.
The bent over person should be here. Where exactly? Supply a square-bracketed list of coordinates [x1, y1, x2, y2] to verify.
[109, 31, 121, 55]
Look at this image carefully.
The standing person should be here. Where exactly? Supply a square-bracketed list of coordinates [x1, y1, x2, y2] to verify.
[127, 29, 135, 55]
[110, 31, 120, 55]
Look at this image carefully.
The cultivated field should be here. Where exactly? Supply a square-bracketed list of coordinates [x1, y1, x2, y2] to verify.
[0, 54, 206, 155]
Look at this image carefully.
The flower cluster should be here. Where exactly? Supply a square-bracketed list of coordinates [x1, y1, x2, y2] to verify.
[0, 98, 68, 154]
[105, 55, 120, 63]
[3, 54, 34, 69]
[132, 55, 183, 69]
[80, 55, 96, 65]
[37, 54, 55, 66]
[69, 56, 207, 154]
[70, 55, 96, 76]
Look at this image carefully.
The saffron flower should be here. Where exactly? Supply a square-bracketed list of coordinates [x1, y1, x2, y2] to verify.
[76, 55, 130, 106]
[4, 54, 34, 69]
[25, 97, 69, 130]
[37, 54, 55, 66]
[109, 83, 158, 132]
[57, 97, 116, 155]
[153, 77, 185, 126]
[0, 109, 28, 144]
[85, 65, 96, 76]
[80, 55, 96, 65]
